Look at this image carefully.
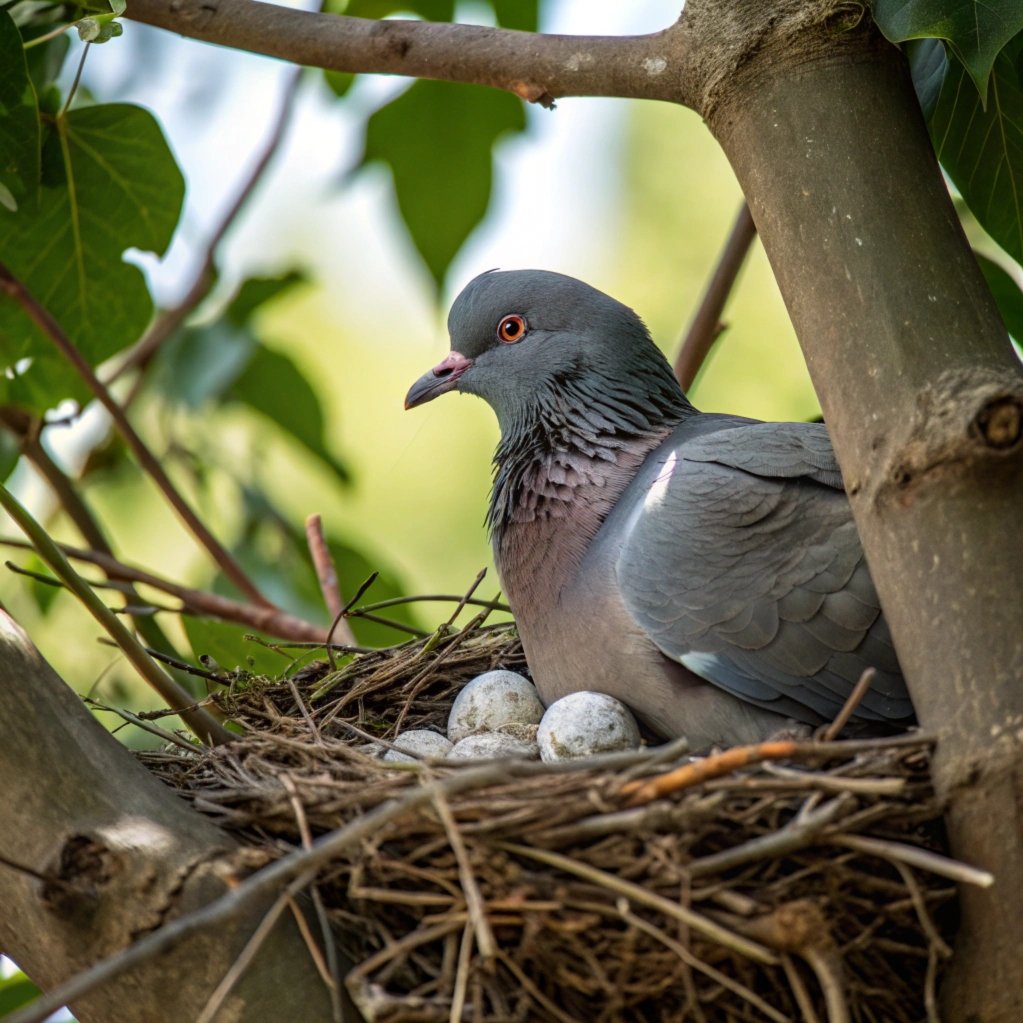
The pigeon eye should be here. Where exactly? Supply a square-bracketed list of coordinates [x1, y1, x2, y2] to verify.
[497, 314, 527, 343]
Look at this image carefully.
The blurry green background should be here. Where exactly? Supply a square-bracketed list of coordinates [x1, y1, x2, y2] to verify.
[2, 0, 816, 723]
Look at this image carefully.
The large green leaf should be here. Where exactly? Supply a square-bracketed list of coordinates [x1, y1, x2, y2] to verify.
[362, 79, 526, 287]
[0, 10, 40, 211]
[0, 972, 41, 1014]
[229, 344, 350, 483]
[873, 0, 1023, 97]
[975, 251, 1023, 341]
[927, 37, 1023, 262]
[0, 103, 184, 410]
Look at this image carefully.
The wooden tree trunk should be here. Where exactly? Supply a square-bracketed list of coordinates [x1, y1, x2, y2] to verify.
[0, 611, 349, 1022]
[674, 3, 1023, 1019]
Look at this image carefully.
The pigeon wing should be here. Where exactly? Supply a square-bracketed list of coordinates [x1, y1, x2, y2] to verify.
[616, 421, 912, 725]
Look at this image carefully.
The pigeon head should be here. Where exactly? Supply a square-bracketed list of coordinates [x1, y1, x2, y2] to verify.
[405, 269, 693, 434]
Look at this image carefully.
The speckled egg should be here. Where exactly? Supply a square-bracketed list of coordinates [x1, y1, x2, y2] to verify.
[537, 691, 641, 762]
[446, 670, 544, 743]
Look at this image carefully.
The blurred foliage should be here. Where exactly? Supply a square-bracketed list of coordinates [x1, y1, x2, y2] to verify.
[0, 0, 1022, 734]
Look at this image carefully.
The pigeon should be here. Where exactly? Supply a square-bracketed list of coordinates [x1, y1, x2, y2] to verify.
[405, 270, 913, 749]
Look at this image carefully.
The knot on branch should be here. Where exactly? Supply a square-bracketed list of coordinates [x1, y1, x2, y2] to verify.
[677, 0, 871, 119]
[42, 834, 120, 922]
[876, 368, 1023, 508]
[169, 0, 218, 31]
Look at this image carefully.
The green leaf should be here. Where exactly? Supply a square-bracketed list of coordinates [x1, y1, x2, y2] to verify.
[338, 0, 455, 19]
[976, 251, 1023, 340]
[154, 321, 256, 409]
[927, 40, 1023, 262]
[0, 103, 185, 412]
[907, 36, 948, 117]
[23, 32, 70, 99]
[228, 344, 351, 483]
[492, 0, 539, 32]
[873, 0, 1023, 97]
[0, 425, 19, 482]
[182, 616, 286, 676]
[0, 9, 41, 208]
[0, 972, 42, 1014]
[362, 79, 526, 287]
[226, 270, 305, 326]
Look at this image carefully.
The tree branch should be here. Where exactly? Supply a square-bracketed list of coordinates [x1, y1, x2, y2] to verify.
[0, 536, 331, 644]
[124, 0, 687, 106]
[0, 261, 271, 607]
[674, 201, 757, 390]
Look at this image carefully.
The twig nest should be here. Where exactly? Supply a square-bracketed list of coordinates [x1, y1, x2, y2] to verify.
[448, 731, 540, 760]
[382, 729, 453, 762]
[446, 670, 544, 743]
[537, 691, 641, 762]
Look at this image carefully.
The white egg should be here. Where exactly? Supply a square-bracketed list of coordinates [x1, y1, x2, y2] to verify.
[446, 670, 544, 743]
[447, 731, 540, 760]
[382, 729, 454, 762]
[537, 692, 641, 762]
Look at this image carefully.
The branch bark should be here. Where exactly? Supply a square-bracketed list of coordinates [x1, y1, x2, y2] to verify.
[0, 610, 347, 1022]
[674, 3, 1023, 1019]
[125, 0, 687, 106]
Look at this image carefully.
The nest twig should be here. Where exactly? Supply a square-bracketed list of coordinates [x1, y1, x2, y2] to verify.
[140, 615, 965, 1023]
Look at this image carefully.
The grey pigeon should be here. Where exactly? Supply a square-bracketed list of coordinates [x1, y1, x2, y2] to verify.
[406, 270, 913, 749]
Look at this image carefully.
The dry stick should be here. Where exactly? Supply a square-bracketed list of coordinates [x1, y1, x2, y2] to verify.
[430, 783, 496, 958]
[86, 699, 205, 753]
[0, 483, 232, 745]
[620, 739, 800, 806]
[0, 537, 329, 643]
[194, 868, 319, 1023]
[674, 201, 758, 390]
[830, 833, 994, 888]
[0, 262, 268, 607]
[495, 841, 778, 965]
[781, 955, 822, 1023]
[109, 64, 306, 385]
[801, 948, 849, 1023]
[615, 899, 793, 1023]
[305, 513, 350, 638]
[820, 667, 876, 742]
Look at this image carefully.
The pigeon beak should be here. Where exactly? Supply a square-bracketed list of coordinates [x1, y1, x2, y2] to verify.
[404, 351, 474, 409]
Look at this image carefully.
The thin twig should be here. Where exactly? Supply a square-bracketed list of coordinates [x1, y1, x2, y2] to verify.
[327, 572, 379, 669]
[86, 699, 203, 752]
[802, 948, 850, 1023]
[674, 201, 757, 390]
[615, 899, 793, 1023]
[0, 537, 329, 643]
[0, 261, 270, 607]
[430, 781, 496, 957]
[109, 64, 305, 384]
[820, 667, 876, 742]
[0, 483, 232, 745]
[195, 868, 318, 1023]
[495, 841, 778, 965]
[831, 833, 994, 888]
[305, 513, 348, 628]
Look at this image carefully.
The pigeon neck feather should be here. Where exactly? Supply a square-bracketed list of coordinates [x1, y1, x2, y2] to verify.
[488, 372, 693, 603]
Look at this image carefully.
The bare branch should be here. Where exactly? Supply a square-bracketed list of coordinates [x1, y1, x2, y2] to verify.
[0, 262, 271, 607]
[305, 513, 349, 633]
[125, 0, 687, 106]
[0, 537, 330, 644]
[0, 485, 233, 745]
[674, 202, 757, 390]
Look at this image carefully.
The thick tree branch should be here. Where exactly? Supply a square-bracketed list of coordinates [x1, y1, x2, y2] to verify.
[0, 612, 342, 1023]
[125, 0, 687, 106]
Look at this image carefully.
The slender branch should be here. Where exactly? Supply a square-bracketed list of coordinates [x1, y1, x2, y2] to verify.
[124, 0, 687, 107]
[0, 262, 270, 607]
[674, 201, 757, 390]
[305, 513, 349, 635]
[108, 63, 305, 385]
[0, 536, 329, 643]
[0, 484, 232, 745]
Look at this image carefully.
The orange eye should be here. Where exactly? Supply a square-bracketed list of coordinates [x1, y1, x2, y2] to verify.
[497, 314, 527, 343]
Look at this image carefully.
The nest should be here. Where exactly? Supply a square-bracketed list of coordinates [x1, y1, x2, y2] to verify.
[140, 615, 964, 1023]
